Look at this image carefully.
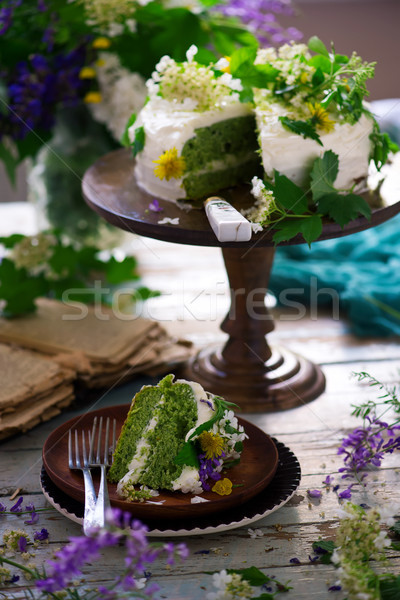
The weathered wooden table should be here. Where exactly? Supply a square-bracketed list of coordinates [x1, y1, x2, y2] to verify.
[1, 234, 399, 598]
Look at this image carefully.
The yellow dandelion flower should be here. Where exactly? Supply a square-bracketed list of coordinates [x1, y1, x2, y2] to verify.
[198, 431, 224, 459]
[84, 91, 102, 104]
[153, 148, 186, 181]
[307, 102, 335, 133]
[79, 67, 96, 79]
[92, 37, 111, 49]
[212, 478, 233, 496]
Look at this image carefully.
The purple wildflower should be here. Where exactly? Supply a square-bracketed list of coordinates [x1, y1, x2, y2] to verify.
[34, 528, 49, 541]
[10, 496, 23, 513]
[332, 485, 340, 492]
[307, 489, 322, 499]
[338, 487, 353, 500]
[25, 503, 36, 512]
[17, 536, 27, 553]
[200, 398, 215, 411]
[328, 585, 342, 592]
[198, 452, 225, 490]
[289, 557, 300, 564]
[24, 511, 39, 525]
[308, 555, 319, 563]
[323, 475, 333, 486]
[214, 0, 302, 47]
[148, 199, 163, 213]
[5, 574, 20, 584]
[0, 502, 7, 513]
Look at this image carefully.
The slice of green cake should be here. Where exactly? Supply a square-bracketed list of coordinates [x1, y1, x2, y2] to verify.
[108, 374, 247, 498]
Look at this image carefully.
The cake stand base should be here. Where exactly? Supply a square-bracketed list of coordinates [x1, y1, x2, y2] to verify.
[182, 345, 326, 412]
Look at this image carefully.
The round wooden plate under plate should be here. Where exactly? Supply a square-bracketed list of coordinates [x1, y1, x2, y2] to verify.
[42, 405, 279, 521]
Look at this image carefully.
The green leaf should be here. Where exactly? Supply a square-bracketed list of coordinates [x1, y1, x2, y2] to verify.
[380, 575, 400, 600]
[272, 218, 304, 244]
[132, 126, 145, 156]
[312, 540, 335, 553]
[0, 259, 48, 317]
[308, 36, 329, 57]
[0, 234, 25, 248]
[173, 440, 199, 468]
[229, 46, 258, 76]
[300, 215, 323, 246]
[104, 256, 139, 284]
[309, 55, 331, 74]
[121, 113, 136, 148]
[227, 566, 269, 586]
[310, 150, 339, 201]
[318, 192, 371, 228]
[0, 143, 19, 186]
[188, 396, 239, 441]
[273, 171, 308, 214]
[279, 116, 322, 146]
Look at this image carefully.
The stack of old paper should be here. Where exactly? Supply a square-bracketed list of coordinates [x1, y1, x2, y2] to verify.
[0, 343, 75, 440]
[0, 298, 192, 389]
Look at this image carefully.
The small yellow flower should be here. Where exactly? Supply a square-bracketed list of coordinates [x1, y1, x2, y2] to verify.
[79, 67, 96, 79]
[221, 56, 231, 73]
[84, 91, 102, 104]
[96, 58, 106, 67]
[153, 148, 186, 181]
[307, 102, 335, 133]
[198, 431, 224, 459]
[299, 71, 309, 84]
[212, 478, 233, 496]
[92, 37, 111, 49]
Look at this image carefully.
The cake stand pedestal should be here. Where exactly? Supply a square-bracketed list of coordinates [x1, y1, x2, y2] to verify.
[82, 149, 400, 412]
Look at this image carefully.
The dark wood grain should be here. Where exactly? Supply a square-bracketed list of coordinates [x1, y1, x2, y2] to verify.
[42, 405, 279, 520]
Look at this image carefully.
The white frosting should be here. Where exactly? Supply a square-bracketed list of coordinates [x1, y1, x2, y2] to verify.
[131, 99, 253, 201]
[255, 100, 373, 189]
[171, 465, 203, 494]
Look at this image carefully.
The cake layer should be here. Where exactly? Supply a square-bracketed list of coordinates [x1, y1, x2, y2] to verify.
[183, 157, 261, 198]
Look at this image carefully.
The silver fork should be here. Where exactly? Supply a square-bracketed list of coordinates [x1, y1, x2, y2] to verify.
[88, 416, 117, 528]
[68, 428, 97, 536]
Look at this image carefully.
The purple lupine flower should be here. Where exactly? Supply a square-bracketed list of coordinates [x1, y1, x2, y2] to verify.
[34, 528, 49, 541]
[214, 0, 302, 47]
[17, 536, 28, 553]
[10, 497, 23, 513]
[307, 489, 322, 499]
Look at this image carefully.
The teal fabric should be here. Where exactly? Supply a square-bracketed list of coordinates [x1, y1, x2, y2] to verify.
[270, 100, 400, 338]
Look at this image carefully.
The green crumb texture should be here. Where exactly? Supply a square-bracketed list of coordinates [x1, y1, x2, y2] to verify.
[181, 115, 259, 173]
[183, 158, 262, 199]
[108, 375, 198, 490]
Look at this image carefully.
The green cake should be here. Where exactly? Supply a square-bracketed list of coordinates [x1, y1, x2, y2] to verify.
[128, 46, 261, 203]
[108, 375, 247, 499]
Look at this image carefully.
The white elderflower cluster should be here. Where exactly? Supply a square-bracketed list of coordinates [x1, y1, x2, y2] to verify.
[9, 233, 57, 277]
[331, 503, 397, 600]
[241, 176, 276, 228]
[149, 46, 242, 112]
[81, 0, 139, 34]
[212, 410, 248, 460]
[207, 570, 253, 600]
[90, 53, 147, 141]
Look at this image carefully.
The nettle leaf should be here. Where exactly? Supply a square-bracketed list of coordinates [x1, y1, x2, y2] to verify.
[318, 192, 371, 228]
[300, 214, 323, 246]
[310, 150, 339, 201]
[272, 218, 304, 244]
[279, 116, 322, 146]
[132, 126, 145, 156]
[273, 170, 308, 214]
[308, 35, 329, 57]
[121, 113, 136, 148]
[173, 440, 199, 468]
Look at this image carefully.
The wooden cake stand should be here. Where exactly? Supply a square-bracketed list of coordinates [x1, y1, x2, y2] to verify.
[83, 149, 400, 412]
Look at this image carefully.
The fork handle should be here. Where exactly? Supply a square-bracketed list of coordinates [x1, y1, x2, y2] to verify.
[92, 465, 110, 528]
[82, 469, 98, 535]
